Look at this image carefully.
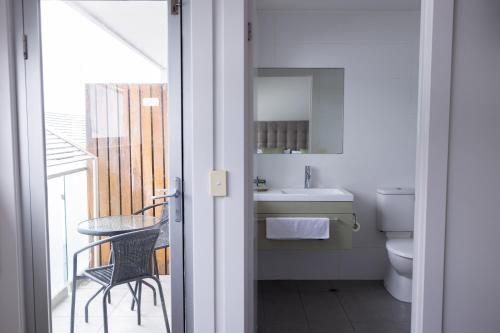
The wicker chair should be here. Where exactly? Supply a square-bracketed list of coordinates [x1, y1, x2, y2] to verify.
[70, 228, 170, 333]
[131, 201, 169, 309]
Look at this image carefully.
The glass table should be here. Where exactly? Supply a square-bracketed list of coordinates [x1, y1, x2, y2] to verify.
[77, 215, 160, 237]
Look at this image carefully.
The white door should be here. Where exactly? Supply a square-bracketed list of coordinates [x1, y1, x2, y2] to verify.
[18, 0, 184, 332]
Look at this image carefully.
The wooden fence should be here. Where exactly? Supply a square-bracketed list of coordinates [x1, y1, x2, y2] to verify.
[85, 83, 169, 274]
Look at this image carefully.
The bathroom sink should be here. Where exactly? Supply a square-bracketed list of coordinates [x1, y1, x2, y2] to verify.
[254, 188, 354, 202]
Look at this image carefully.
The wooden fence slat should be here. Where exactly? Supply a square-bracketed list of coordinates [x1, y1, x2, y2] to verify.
[140, 85, 154, 217]
[162, 84, 169, 190]
[86, 85, 98, 268]
[107, 84, 121, 216]
[152, 84, 165, 215]
[95, 84, 111, 265]
[162, 84, 169, 274]
[151, 84, 166, 274]
[85, 85, 97, 220]
[129, 85, 143, 213]
[118, 85, 132, 215]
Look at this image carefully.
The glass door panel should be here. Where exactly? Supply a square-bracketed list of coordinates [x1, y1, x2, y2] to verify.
[36, 1, 183, 332]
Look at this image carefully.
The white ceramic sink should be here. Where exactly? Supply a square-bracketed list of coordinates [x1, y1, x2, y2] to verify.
[254, 188, 354, 202]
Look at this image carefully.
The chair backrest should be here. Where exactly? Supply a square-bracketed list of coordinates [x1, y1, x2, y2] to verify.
[133, 202, 170, 249]
[154, 203, 170, 249]
[159, 202, 169, 223]
[110, 228, 160, 285]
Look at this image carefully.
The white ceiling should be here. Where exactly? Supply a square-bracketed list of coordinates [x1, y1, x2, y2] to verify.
[73, 1, 168, 68]
[256, 0, 420, 11]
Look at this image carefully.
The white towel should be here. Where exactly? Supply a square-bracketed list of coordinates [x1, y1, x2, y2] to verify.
[266, 217, 330, 240]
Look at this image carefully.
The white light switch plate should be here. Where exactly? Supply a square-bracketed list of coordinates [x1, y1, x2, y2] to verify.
[209, 170, 227, 197]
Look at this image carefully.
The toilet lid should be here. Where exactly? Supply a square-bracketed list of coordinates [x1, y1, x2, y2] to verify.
[386, 239, 413, 259]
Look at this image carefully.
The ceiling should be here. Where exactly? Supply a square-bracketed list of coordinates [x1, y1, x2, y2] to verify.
[256, 0, 420, 11]
[72, 1, 168, 68]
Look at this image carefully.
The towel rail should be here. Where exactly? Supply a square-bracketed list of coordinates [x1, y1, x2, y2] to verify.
[258, 213, 360, 231]
[333, 213, 360, 231]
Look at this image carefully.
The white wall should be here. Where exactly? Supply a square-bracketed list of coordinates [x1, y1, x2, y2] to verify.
[442, 0, 500, 331]
[0, 0, 25, 331]
[256, 10, 420, 279]
[256, 76, 312, 121]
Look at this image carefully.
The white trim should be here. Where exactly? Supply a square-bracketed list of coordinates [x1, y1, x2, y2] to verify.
[412, 0, 454, 332]
[0, 0, 26, 331]
[167, 4, 185, 333]
[214, 0, 253, 332]
[182, 0, 216, 332]
[15, 0, 53, 331]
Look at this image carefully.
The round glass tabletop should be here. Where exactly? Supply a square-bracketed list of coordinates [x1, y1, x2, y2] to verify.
[77, 215, 160, 236]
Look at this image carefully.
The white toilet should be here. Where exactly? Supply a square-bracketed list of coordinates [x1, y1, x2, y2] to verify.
[376, 187, 415, 303]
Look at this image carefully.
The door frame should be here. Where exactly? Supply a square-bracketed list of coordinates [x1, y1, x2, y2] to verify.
[412, 0, 454, 332]
[8, 0, 456, 332]
[13, 0, 186, 332]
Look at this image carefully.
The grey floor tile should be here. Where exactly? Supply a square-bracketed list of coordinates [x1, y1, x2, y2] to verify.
[257, 279, 411, 333]
[261, 292, 308, 326]
[329, 280, 384, 293]
[261, 323, 309, 333]
[258, 294, 265, 326]
[351, 321, 410, 333]
[309, 320, 355, 333]
[297, 280, 332, 292]
[339, 291, 411, 323]
[259, 280, 299, 293]
[300, 292, 347, 322]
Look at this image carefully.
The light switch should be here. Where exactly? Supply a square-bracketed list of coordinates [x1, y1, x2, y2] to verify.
[209, 170, 227, 197]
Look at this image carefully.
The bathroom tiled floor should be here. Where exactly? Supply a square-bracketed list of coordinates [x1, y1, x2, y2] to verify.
[258, 280, 411, 333]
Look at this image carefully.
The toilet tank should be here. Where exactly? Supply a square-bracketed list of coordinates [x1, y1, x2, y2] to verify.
[376, 187, 415, 232]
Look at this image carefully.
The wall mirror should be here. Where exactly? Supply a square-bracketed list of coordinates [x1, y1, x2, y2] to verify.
[256, 68, 344, 154]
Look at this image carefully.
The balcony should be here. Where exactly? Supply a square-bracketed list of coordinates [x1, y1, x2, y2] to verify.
[51, 276, 171, 333]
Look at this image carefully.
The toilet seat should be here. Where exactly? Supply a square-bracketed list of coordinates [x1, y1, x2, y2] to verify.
[386, 239, 413, 259]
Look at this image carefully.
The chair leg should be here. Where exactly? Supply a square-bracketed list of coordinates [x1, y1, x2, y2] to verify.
[151, 276, 171, 333]
[143, 281, 157, 306]
[70, 276, 78, 333]
[107, 249, 113, 304]
[127, 282, 140, 312]
[131, 280, 157, 310]
[154, 253, 160, 279]
[128, 282, 137, 311]
[137, 281, 142, 325]
[102, 287, 112, 333]
[85, 286, 105, 323]
[131, 281, 139, 310]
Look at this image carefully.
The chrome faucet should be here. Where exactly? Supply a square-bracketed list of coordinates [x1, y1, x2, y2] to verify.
[304, 165, 312, 188]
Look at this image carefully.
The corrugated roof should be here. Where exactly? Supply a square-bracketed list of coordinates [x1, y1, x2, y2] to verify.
[45, 113, 95, 172]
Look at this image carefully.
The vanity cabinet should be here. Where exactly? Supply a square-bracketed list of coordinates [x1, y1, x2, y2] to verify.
[256, 201, 354, 250]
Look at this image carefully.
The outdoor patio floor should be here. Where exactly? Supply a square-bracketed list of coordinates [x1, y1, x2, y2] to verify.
[52, 276, 171, 333]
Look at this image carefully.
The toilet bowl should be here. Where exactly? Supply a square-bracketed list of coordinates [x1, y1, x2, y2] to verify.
[384, 238, 413, 302]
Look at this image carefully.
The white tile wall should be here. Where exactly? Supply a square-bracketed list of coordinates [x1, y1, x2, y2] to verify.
[255, 10, 420, 279]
